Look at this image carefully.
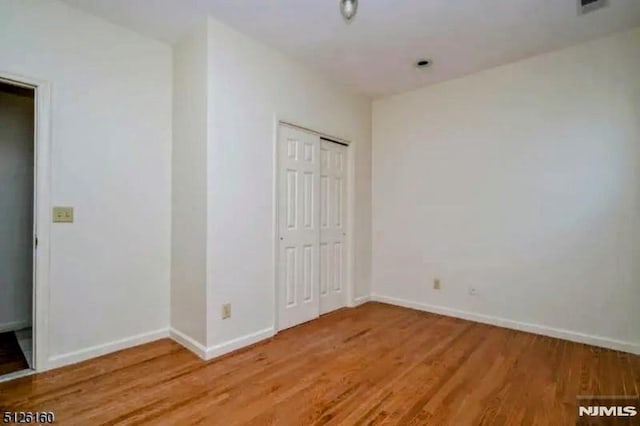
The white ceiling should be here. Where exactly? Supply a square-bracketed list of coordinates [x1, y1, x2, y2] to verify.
[61, 0, 640, 97]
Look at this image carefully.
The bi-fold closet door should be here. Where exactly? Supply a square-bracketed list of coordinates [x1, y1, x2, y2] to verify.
[277, 125, 347, 331]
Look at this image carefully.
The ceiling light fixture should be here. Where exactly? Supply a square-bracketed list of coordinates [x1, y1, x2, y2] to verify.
[340, 0, 358, 23]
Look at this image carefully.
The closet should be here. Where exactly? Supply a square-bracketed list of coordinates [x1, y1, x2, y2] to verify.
[276, 124, 348, 330]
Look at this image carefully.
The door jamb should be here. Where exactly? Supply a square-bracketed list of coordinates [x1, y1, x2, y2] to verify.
[0, 71, 52, 372]
[272, 117, 355, 332]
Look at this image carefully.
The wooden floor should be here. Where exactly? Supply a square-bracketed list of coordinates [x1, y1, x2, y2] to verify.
[1, 303, 638, 425]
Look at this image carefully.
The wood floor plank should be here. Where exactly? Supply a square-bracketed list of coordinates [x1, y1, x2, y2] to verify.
[0, 302, 638, 425]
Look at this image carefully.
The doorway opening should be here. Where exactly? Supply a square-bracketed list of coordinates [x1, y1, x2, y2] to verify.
[0, 81, 35, 379]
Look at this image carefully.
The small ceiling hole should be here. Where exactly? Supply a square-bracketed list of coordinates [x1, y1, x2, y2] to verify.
[416, 59, 432, 69]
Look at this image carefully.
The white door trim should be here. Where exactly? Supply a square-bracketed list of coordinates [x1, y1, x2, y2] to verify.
[272, 117, 355, 332]
[0, 71, 52, 372]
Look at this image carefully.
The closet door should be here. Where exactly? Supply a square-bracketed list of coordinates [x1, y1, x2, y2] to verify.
[319, 140, 347, 314]
[277, 125, 320, 330]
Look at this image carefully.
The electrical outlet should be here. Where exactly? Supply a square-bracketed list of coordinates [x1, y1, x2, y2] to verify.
[468, 287, 477, 296]
[433, 278, 441, 290]
[222, 303, 231, 319]
[53, 206, 74, 223]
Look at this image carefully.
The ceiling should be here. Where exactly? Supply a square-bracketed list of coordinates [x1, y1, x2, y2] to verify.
[60, 0, 640, 97]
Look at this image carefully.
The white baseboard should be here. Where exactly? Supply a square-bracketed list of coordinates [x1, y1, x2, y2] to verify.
[351, 295, 371, 307]
[47, 328, 170, 370]
[169, 327, 275, 361]
[205, 327, 275, 360]
[42, 326, 275, 372]
[0, 320, 31, 333]
[169, 328, 207, 360]
[371, 294, 640, 355]
[0, 368, 34, 384]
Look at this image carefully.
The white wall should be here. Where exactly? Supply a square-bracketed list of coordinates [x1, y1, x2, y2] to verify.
[206, 17, 372, 347]
[372, 27, 640, 352]
[171, 23, 208, 347]
[0, 0, 172, 365]
[0, 86, 34, 332]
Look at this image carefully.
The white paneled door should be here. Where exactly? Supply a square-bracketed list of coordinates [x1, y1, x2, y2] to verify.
[319, 140, 347, 314]
[277, 126, 321, 330]
[277, 125, 348, 330]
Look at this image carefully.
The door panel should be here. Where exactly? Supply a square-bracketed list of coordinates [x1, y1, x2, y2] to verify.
[278, 126, 320, 331]
[319, 140, 347, 314]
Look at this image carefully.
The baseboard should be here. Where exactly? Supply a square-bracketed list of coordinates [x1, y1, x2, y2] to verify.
[169, 328, 208, 360]
[0, 368, 35, 384]
[371, 294, 640, 355]
[351, 295, 371, 307]
[205, 327, 275, 360]
[169, 327, 275, 361]
[41, 326, 276, 371]
[0, 320, 31, 333]
[47, 328, 170, 370]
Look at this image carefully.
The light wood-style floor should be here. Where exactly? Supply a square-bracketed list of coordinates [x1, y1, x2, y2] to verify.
[1, 303, 638, 425]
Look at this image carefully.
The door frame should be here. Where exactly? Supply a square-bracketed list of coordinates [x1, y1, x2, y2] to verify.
[0, 71, 52, 372]
[272, 117, 356, 332]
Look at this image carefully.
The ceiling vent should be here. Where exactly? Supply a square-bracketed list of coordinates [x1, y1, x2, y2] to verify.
[579, 0, 609, 15]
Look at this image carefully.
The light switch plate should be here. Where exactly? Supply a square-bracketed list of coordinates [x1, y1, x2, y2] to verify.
[222, 303, 231, 320]
[53, 206, 74, 223]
